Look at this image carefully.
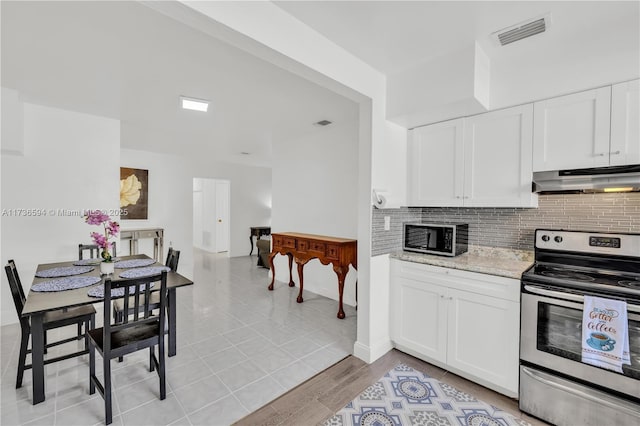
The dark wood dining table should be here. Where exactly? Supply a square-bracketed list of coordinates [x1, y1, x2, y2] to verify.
[21, 254, 193, 404]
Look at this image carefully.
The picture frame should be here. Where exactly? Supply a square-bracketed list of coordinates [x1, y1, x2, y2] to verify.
[120, 167, 148, 220]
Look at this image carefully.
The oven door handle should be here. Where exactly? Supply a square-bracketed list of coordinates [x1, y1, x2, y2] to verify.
[521, 367, 640, 417]
[524, 285, 640, 314]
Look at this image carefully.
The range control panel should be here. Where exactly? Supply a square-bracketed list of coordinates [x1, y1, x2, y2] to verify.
[589, 236, 621, 248]
[536, 229, 639, 257]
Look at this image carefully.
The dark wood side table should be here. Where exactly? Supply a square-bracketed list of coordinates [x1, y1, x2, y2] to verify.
[250, 226, 271, 255]
[268, 232, 357, 319]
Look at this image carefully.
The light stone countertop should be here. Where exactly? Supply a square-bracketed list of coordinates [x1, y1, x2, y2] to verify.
[389, 245, 534, 280]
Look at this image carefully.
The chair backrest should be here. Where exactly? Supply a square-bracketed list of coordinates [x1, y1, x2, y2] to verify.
[5, 260, 26, 317]
[102, 271, 167, 351]
[78, 244, 99, 260]
[79, 242, 117, 260]
[165, 248, 180, 272]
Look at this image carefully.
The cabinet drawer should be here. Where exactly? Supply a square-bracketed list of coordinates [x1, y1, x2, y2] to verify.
[273, 236, 296, 249]
[310, 241, 326, 255]
[326, 245, 340, 260]
[297, 239, 309, 252]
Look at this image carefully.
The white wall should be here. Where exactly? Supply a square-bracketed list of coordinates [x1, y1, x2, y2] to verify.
[120, 149, 195, 277]
[271, 122, 359, 306]
[387, 44, 490, 128]
[179, 0, 399, 363]
[491, 28, 640, 109]
[1, 102, 120, 325]
[120, 148, 272, 278]
[189, 159, 272, 259]
[1, 87, 24, 155]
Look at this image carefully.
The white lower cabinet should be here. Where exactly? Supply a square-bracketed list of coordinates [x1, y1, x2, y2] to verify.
[390, 259, 520, 398]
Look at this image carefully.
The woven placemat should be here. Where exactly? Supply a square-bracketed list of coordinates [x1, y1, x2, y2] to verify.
[119, 266, 170, 279]
[31, 276, 101, 292]
[72, 258, 101, 266]
[35, 265, 94, 278]
[73, 258, 120, 266]
[114, 258, 156, 269]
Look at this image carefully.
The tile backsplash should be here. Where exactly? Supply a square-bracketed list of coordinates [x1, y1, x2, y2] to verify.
[372, 192, 640, 256]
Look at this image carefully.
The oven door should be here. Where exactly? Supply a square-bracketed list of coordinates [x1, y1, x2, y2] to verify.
[521, 284, 640, 399]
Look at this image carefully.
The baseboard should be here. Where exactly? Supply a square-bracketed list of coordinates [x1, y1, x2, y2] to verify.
[353, 339, 394, 364]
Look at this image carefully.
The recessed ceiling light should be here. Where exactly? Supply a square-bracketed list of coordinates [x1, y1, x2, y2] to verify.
[180, 96, 209, 112]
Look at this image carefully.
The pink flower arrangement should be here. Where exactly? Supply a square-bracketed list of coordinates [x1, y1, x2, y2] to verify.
[84, 210, 119, 262]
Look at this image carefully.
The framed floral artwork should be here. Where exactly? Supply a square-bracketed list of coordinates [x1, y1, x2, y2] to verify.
[120, 168, 148, 219]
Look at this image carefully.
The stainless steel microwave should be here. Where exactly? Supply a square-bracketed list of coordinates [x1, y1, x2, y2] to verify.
[403, 223, 469, 257]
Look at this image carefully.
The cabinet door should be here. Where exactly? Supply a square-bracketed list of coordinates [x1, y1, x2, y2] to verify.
[407, 119, 464, 206]
[611, 80, 640, 166]
[533, 87, 611, 171]
[391, 277, 447, 364]
[446, 288, 520, 396]
[463, 104, 537, 207]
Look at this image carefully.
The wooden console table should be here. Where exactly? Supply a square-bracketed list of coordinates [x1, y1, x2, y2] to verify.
[250, 226, 271, 255]
[268, 232, 357, 319]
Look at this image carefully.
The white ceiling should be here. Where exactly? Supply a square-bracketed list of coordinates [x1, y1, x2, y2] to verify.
[2, 1, 638, 167]
[274, 1, 640, 76]
[1, 1, 359, 167]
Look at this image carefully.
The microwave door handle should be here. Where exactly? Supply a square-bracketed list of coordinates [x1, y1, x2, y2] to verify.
[524, 285, 640, 314]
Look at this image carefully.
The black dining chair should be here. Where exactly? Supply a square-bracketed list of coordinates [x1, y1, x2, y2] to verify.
[79, 242, 117, 260]
[78, 244, 99, 260]
[89, 271, 168, 425]
[4, 259, 96, 388]
[112, 248, 180, 324]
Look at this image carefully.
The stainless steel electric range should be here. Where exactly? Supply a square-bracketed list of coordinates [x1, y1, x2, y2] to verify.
[520, 229, 640, 426]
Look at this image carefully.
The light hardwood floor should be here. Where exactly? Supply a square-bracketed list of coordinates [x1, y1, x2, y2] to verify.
[235, 349, 549, 426]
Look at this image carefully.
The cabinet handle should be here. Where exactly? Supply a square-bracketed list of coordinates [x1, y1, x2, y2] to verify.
[455, 196, 462, 199]
[610, 150, 621, 155]
[594, 153, 606, 157]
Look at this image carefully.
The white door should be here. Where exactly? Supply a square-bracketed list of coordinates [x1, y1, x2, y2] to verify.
[533, 86, 612, 171]
[192, 183, 203, 249]
[407, 119, 464, 206]
[392, 277, 447, 364]
[611, 79, 640, 166]
[215, 180, 230, 253]
[446, 288, 520, 396]
[464, 104, 536, 207]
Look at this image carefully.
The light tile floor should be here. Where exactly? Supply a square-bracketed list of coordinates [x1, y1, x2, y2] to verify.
[0, 250, 357, 425]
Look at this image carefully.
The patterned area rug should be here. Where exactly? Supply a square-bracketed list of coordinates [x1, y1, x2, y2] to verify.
[323, 363, 529, 426]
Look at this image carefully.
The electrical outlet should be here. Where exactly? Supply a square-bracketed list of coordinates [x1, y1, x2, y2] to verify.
[384, 216, 391, 231]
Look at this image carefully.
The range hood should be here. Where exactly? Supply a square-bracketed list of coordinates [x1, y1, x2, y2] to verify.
[533, 164, 640, 193]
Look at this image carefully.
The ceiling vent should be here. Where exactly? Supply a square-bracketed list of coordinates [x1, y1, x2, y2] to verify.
[313, 119, 332, 127]
[492, 13, 551, 46]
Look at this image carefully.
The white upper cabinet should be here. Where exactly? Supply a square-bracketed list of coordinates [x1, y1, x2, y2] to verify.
[407, 105, 536, 207]
[407, 118, 464, 206]
[611, 79, 640, 166]
[533, 81, 640, 172]
[533, 86, 612, 171]
[464, 104, 536, 207]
